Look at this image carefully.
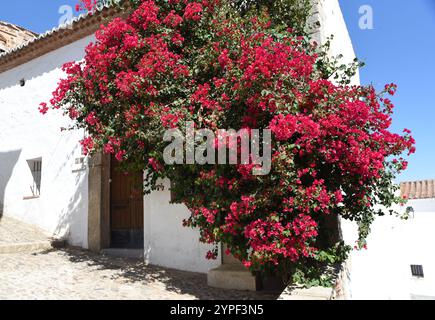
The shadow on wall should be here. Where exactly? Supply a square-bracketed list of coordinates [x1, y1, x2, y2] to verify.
[0, 37, 94, 91]
[0, 149, 21, 220]
[47, 138, 88, 246]
[0, 70, 50, 92]
[52, 167, 88, 246]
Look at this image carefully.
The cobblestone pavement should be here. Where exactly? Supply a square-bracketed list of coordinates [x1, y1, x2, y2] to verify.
[0, 216, 50, 244]
[0, 248, 279, 300]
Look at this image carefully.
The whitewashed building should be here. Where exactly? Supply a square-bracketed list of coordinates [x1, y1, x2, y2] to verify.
[0, 0, 361, 291]
[342, 180, 435, 300]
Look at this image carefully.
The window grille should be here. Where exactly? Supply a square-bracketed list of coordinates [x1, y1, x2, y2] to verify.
[29, 159, 42, 196]
[411, 265, 424, 278]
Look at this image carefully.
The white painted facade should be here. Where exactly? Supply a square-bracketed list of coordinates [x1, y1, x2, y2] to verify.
[311, 0, 360, 85]
[342, 199, 435, 300]
[0, 36, 94, 249]
[144, 179, 221, 273]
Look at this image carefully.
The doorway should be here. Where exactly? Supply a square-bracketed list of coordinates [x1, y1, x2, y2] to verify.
[110, 156, 144, 249]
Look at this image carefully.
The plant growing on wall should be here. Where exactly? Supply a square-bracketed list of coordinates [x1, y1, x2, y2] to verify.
[75, 0, 113, 12]
[41, 0, 415, 286]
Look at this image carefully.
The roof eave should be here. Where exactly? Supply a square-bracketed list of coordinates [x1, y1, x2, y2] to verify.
[0, 2, 130, 74]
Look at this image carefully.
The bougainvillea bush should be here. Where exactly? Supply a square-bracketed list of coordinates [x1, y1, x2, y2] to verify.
[42, 0, 415, 286]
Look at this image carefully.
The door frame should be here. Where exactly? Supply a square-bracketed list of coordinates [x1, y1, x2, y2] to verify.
[87, 152, 111, 251]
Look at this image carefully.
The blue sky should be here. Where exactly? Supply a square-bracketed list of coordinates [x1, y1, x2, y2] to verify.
[0, 0, 78, 33]
[1, 0, 434, 182]
[339, 0, 435, 182]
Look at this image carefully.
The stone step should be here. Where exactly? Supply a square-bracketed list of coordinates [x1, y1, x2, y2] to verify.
[0, 241, 52, 254]
[279, 286, 334, 300]
[101, 248, 144, 259]
[208, 264, 260, 291]
[0, 216, 53, 254]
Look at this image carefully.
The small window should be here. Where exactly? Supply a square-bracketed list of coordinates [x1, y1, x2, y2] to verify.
[411, 265, 424, 278]
[72, 156, 86, 172]
[75, 157, 85, 166]
[27, 158, 42, 197]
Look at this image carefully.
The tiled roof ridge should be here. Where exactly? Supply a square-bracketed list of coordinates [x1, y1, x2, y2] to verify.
[0, 21, 39, 36]
[400, 180, 435, 200]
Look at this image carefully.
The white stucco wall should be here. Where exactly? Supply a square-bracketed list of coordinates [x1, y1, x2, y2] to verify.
[144, 179, 221, 274]
[0, 36, 94, 248]
[312, 0, 360, 85]
[342, 199, 435, 300]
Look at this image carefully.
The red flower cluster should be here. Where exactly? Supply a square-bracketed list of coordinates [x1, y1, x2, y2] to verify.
[183, 2, 204, 21]
[244, 213, 318, 266]
[75, 0, 98, 12]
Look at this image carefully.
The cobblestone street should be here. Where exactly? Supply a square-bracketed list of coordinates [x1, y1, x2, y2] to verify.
[0, 247, 278, 300]
[0, 216, 277, 300]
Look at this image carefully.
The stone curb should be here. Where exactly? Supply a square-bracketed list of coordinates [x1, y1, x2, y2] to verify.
[278, 286, 334, 300]
[0, 241, 52, 254]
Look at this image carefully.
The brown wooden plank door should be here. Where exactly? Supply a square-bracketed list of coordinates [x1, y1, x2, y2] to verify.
[110, 156, 144, 248]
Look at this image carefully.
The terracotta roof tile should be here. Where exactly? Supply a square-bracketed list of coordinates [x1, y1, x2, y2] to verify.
[400, 180, 435, 200]
[0, 21, 37, 52]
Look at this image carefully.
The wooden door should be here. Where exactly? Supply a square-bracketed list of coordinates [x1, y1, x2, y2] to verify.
[110, 156, 144, 248]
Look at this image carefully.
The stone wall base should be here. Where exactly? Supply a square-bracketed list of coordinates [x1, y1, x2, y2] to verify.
[208, 264, 260, 291]
[279, 286, 334, 300]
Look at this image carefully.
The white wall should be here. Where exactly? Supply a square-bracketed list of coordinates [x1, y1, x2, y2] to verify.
[312, 0, 361, 85]
[144, 179, 221, 274]
[0, 35, 94, 248]
[342, 199, 435, 300]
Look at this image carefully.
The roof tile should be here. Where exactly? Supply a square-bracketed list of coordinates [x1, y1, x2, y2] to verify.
[400, 180, 435, 200]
